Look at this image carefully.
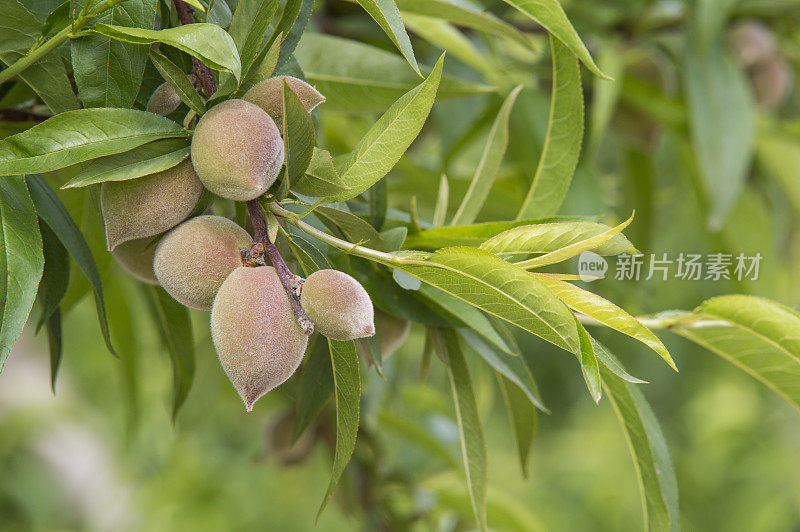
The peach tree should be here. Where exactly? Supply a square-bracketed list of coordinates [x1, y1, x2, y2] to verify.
[0, 0, 798, 529]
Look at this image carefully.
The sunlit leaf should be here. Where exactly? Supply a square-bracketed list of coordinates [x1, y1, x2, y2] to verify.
[535, 274, 676, 370]
[395, 247, 579, 352]
[328, 54, 444, 201]
[675, 295, 800, 410]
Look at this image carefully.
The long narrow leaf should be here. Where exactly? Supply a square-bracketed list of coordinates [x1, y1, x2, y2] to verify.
[451, 86, 521, 225]
[517, 36, 584, 219]
[0, 177, 43, 370]
[26, 175, 116, 357]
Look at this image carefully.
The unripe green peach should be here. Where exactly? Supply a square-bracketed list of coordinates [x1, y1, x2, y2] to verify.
[300, 269, 375, 341]
[376, 309, 411, 359]
[101, 159, 203, 251]
[146, 82, 182, 116]
[190, 99, 284, 201]
[111, 237, 158, 284]
[154, 215, 252, 310]
[243, 76, 325, 133]
[211, 266, 309, 411]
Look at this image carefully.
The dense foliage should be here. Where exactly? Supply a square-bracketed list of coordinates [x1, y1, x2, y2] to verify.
[1, 0, 800, 530]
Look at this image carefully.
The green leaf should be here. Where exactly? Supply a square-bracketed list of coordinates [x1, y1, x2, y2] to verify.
[316, 339, 361, 521]
[45, 308, 63, 392]
[145, 286, 195, 421]
[0, 108, 188, 176]
[149, 49, 207, 115]
[480, 220, 637, 259]
[93, 22, 242, 81]
[403, 216, 589, 248]
[0, 0, 78, 113]
[535, 274, 676, 371]
[403, 14, 491, 75]
[292, 148, 351, 197]
[675, 295, 800, 410]
[442, 329, 488, 531]
[497, 372, 537, 478]
[228, 0, 280, 77]
[395, 0, 527, 46]
[26, 175, 116, 357]
[286, 231, 330, 276]
[683, 37, 754, 230]
[377, 409, 460, 468]
[70, 0, 158, 108]
[451, 86, 521, 225]
[396, 247, 579, 352]
[328, 54, 444, 202]
[575, 316, 601, 402]
[314, 206, 383, 250]
[517, 36, 584, 219]
[459, 328, 547, 412]
[432, 173, 449, 226]
[294, 33, 492, 112]
[380, 226, 407, 251]
[501, 0, 608, 79]
[63, 138, 190, 188]
[239, 31, 282, 93]
[514, 213, 633, 269]
[355, 0, 420, 74]
[602, 368, 678, 532]
[275, 0, 314, 70]
[282, 80, 315, 185]
[292, 336, 333, 442]
[0, 177, 43, 370]
[757, 134, 800, 217]
[592, 338, 647, 384]
[36, 223, 69, 337]
[207, 0, 233, 27]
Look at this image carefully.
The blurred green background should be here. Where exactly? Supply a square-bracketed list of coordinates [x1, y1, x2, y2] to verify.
[4, 0, 800, 530]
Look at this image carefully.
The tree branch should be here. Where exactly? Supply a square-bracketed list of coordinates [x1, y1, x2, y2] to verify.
[247, 200, 314, 335]
[173, 0, 218, 97]
[171, 0, 312, 335]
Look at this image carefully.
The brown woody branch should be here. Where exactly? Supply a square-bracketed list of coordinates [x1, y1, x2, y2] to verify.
[173, 0, 218, 97]
[172, 0, 313, 335]
[247, 200, 314, 335]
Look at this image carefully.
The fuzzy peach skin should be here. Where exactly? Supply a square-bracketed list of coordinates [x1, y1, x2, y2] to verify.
[243, 76, 325, 133]
[111, 237, 158, 284]
[146, 82, 182, 116]
[211, 266, 309, 411]
[154, 215, 252, 310]
[190, 99, 284, 201]
[101, 159, 203, 251]
[300, 269, 375, 341]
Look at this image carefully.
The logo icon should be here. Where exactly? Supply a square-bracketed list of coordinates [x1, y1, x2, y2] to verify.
[577, 251, 608, 282]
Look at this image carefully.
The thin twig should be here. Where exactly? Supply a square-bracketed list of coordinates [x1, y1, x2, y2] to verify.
[247, 200, 314, 335]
